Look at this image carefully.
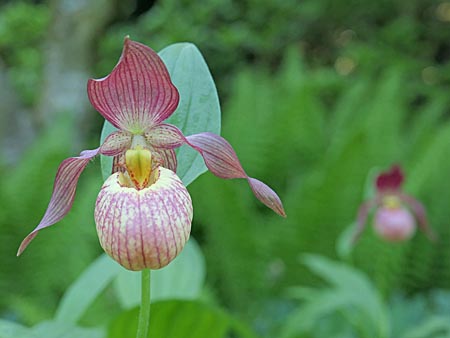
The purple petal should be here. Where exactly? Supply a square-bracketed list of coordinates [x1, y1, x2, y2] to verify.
[185, 132, 286, 217]
[145, 123, 185, 149]
[17, 149, 100, 256]
[247, 178, 286, 217]
[87, 37, 179, 132]
[351, 200, 377, 243]
[17, 137, 127, 256]
[185, 132, 247, 179]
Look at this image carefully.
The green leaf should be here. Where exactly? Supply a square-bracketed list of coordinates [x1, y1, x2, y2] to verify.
[303, 255, 389, 330]
[27, 321, 104, 338]
[400, 316, 450, 338]
[100, 42, 221, 186]
[282, 255, 390, 338]
[99, 121, 116, 182]
[0, 319, 28, 338]
[114, 238, 206, 308]
[336, 223, 356, 260]
[0, 320, 105, 338]
[55, 254, 122, 324]
[159, 43, 221, 186]
[107, 300, 258, 338]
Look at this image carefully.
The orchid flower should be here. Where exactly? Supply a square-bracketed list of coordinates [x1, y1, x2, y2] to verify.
[352, 165, 436, 242]
[18, 38, 285, 270]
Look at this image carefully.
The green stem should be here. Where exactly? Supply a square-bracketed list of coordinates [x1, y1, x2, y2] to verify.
[136, 269, 151, 338]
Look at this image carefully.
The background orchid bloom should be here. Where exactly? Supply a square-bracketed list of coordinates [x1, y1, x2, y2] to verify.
[18, 37, 285, 270]
[352, 165, 436, 242]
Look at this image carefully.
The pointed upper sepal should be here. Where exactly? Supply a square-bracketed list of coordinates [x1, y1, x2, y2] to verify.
[376, 165, 404, 192]
[185, 132, 286, 216]
[87, 37, 180, 133]
[17, 148, 101, 256]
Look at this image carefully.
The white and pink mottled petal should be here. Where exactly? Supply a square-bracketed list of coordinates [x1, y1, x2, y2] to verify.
[95, 167, 193, 271]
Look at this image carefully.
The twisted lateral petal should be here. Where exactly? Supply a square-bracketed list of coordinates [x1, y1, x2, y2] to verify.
[351, 199, 378, 243]
[87, 37, 179, 132]
[185, 132, 286, 217]
[399, 193, 437, 241]
[247, 178, 286, 217]
[17, 149, 100, 256]
[95, 167, 193, 270]
[17, 136, 127, 256]
[145, 123, 185, 148]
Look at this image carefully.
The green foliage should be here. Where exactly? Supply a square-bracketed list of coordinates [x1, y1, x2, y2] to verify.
[55, 254, 122, 324]
[99, 0, 307, 86]
[108, 300, 258, 338]
[0, 319, 104, 338]
[282, 255, 389, 338]
[280, 256, 450, 338]
[0, 119, 103, 324]
[0, 1, 50, 104]
[188, 45, 450, 326]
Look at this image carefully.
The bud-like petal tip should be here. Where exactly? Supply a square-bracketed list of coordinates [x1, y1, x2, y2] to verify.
[95, 167, 193, 270]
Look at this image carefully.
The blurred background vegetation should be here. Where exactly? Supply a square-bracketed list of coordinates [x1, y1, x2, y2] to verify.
[1, 0, 450, 337]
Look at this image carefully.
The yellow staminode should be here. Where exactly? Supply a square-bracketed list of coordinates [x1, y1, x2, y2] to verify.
[383, 195, 401, 209]
[125, 146, 152, 190]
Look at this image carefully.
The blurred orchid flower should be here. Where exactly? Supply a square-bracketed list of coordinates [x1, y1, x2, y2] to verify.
[352, 165, 436, 242]
[18, 37, 285, 270]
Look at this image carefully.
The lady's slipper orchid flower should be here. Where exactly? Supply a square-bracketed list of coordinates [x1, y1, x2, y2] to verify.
[352, 165, 436, 243]
[18, 37, 285, 270]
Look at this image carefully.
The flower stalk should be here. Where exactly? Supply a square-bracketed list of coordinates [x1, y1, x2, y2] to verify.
[136, 269, 151, 338]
